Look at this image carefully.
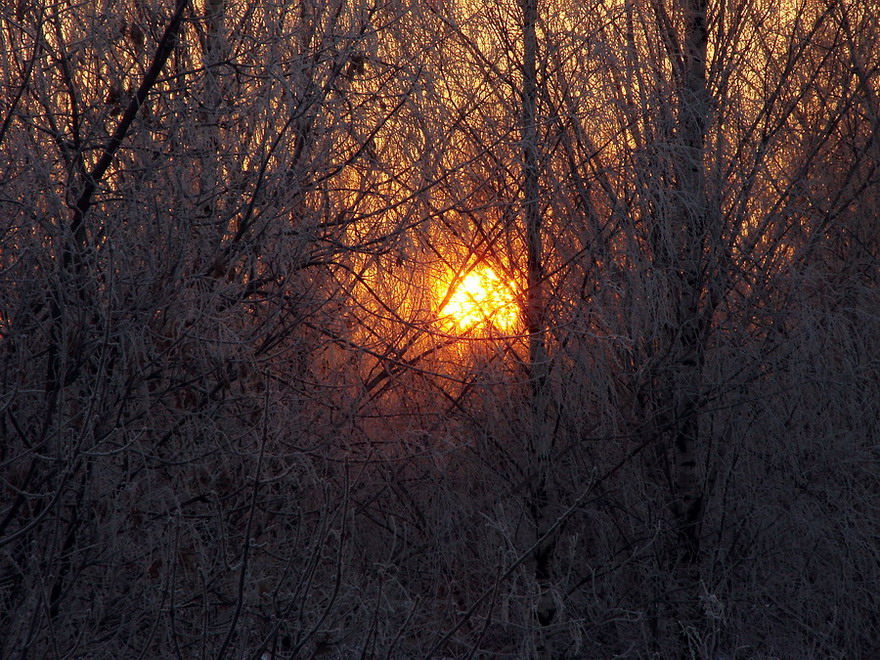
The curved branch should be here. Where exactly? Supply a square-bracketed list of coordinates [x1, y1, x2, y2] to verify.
[69, 0, 190, 245]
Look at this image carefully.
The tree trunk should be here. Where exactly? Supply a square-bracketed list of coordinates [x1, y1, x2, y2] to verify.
[668, 0, 711, 651]
[520, 0, 556, 652]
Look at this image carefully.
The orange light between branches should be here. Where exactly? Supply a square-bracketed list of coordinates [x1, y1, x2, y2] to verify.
[438, 266, 520, 333]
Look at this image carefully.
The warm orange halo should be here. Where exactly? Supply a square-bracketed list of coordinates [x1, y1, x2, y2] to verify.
[438, 266, 520, 333]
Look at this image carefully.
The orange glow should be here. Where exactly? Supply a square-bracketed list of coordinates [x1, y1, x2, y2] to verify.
[438, 266, 520, 333]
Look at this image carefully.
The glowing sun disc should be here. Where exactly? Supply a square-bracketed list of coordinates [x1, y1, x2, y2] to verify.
[439, 267, 519, 332]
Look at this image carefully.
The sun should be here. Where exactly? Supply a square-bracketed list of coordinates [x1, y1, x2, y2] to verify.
[438, 266, 520, 333]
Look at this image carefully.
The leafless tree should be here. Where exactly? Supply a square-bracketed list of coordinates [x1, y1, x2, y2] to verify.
[1, 0, 877, 657]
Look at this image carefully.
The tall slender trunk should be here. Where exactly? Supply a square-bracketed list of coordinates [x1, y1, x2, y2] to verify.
[519, 0, 556, 648]
[669, 0, 710, 650]
[675, 0, 708, 575]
